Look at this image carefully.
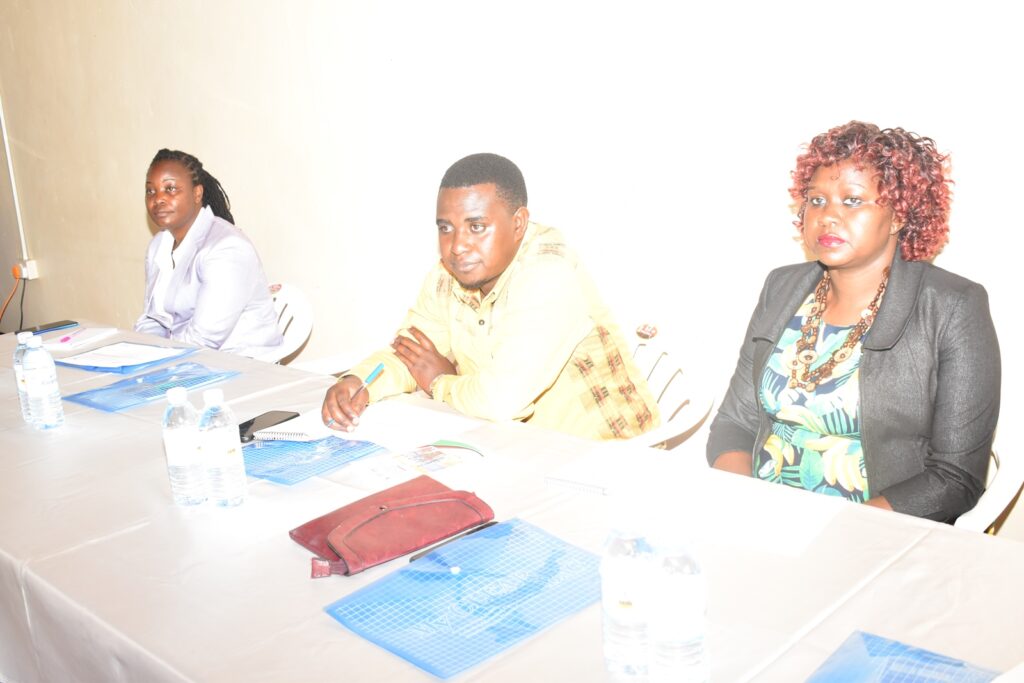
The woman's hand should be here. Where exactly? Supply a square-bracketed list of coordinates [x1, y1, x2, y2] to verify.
[321, 375, 369, 432]
[864, 496, 893, 511]
[392, 326, 456, 395]
[712, 451, 753, 476]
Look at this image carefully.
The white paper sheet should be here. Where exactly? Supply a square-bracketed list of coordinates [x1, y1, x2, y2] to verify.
[43, 327, 118, 352]
[252, 408, 336, 441]
[259, 398, 480, 451]
[55, 341, 190, 370]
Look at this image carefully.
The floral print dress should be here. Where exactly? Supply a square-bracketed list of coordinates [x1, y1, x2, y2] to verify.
[754, 291, 870, 502]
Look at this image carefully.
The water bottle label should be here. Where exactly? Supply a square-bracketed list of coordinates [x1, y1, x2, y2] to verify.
[203, 426, 247, 505]
[24, 369, 59, 398]
[204, 431, 241, 461]
[164, 428, 201, 466]
[649, 575, 706, 640]
[601, 561, 650, 626]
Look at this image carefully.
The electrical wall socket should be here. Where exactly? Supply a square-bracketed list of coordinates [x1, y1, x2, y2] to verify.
[16, 259, 39, 280]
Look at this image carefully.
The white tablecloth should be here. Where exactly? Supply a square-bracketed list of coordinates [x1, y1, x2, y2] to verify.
[1, 327, 1022, 682]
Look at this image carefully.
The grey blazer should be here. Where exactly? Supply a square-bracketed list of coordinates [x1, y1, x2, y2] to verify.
[706, 251, 1001, 522]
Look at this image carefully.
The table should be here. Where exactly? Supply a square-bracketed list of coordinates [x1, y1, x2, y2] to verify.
[2, 326, 1023, 682]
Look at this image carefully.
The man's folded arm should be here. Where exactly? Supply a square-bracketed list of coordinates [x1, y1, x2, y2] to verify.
[346, 269, 454, 400]
[432, 261, 591, 421]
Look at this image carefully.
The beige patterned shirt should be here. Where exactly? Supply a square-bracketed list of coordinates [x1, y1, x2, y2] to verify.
[347, 222, 659, 440]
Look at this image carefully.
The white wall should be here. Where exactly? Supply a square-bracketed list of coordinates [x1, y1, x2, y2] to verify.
[1, 0, 1021, 531]
[0, 110, 26, 312]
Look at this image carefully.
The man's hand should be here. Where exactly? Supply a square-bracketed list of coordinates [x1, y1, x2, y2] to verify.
[321, 375, 369, 432]
[392, 326, 456, 395]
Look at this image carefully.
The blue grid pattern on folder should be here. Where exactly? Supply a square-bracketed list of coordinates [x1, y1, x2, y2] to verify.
[324, 518, 601, 679]
[242, 438, 384, 485]
[807, 631, 999, 683]
[63, 362, 239, 412]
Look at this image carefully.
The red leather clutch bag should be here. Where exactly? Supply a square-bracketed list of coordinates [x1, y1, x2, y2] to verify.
[289, 474, 494, 577]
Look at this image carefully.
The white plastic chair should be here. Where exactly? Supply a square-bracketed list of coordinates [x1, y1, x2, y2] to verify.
[955, 449, 1023, 534]
[253, 283, 313, 364]
[630, 324, 714, 449]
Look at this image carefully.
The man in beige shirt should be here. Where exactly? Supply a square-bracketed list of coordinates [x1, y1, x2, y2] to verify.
[322, 153, 659, 440]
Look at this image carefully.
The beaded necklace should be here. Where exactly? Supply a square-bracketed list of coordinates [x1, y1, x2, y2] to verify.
[788, 268, 889, 391]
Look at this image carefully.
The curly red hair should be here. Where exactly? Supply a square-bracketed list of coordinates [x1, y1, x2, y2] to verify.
[790, 121, 952, 261]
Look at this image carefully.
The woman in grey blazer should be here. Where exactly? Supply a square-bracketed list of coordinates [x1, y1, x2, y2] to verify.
[706, 122, 1000, 523]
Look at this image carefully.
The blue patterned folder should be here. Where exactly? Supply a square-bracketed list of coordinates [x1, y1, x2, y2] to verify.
[242, 437, 385, 484]
[325, 518, 601, 679]
[63, 362, 238, 412]
[807, 631, 999, 683]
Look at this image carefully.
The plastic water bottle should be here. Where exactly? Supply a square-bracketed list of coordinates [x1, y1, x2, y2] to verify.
[21, 335, 64, 430]
[162, 387, 207, 506]
[198, 389, 247, 506]
[601, 525, 652, 682]
[12, 331, 34, 423]
[647, 536, 708, 683]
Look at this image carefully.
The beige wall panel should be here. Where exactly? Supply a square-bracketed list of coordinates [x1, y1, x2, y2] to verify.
[0, 1, 1020, 534]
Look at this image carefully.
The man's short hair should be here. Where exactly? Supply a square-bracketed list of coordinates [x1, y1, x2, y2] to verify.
[440, 153, 528, 210]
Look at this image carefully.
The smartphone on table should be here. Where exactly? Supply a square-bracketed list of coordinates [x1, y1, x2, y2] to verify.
[238, 410, 301, 443]
[17, 320, 78, 335]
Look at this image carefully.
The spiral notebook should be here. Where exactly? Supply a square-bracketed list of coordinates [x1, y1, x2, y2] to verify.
[253, 409, 335, 442]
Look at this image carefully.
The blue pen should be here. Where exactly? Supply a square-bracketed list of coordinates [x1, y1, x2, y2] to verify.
[356, 362, 385, 397]
[325, 362, 385, 429]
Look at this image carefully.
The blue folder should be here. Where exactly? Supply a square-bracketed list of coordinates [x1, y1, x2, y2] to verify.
[243, 438, 385, 484]
[63, 361, 238, 412]
[807, 631, 1000, 682]
[325, 518, 601, 679]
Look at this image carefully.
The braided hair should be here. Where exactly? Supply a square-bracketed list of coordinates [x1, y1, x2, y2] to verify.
[149, 149, 234, 224]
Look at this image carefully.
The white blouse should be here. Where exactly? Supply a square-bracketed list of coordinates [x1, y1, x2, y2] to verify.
[134, 206, 283, 358]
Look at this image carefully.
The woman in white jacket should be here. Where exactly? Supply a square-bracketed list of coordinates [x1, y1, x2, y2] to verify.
[134, 149, 282, 358]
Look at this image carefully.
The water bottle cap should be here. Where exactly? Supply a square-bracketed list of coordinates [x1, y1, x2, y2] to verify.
[26, 335, 42, 348]
[16, 331, 33, 343]
[606, 489, 651, 536]
[166, 386, 188, 405]
[202, 388, 225, 405]
[647, 533, 695, 556]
